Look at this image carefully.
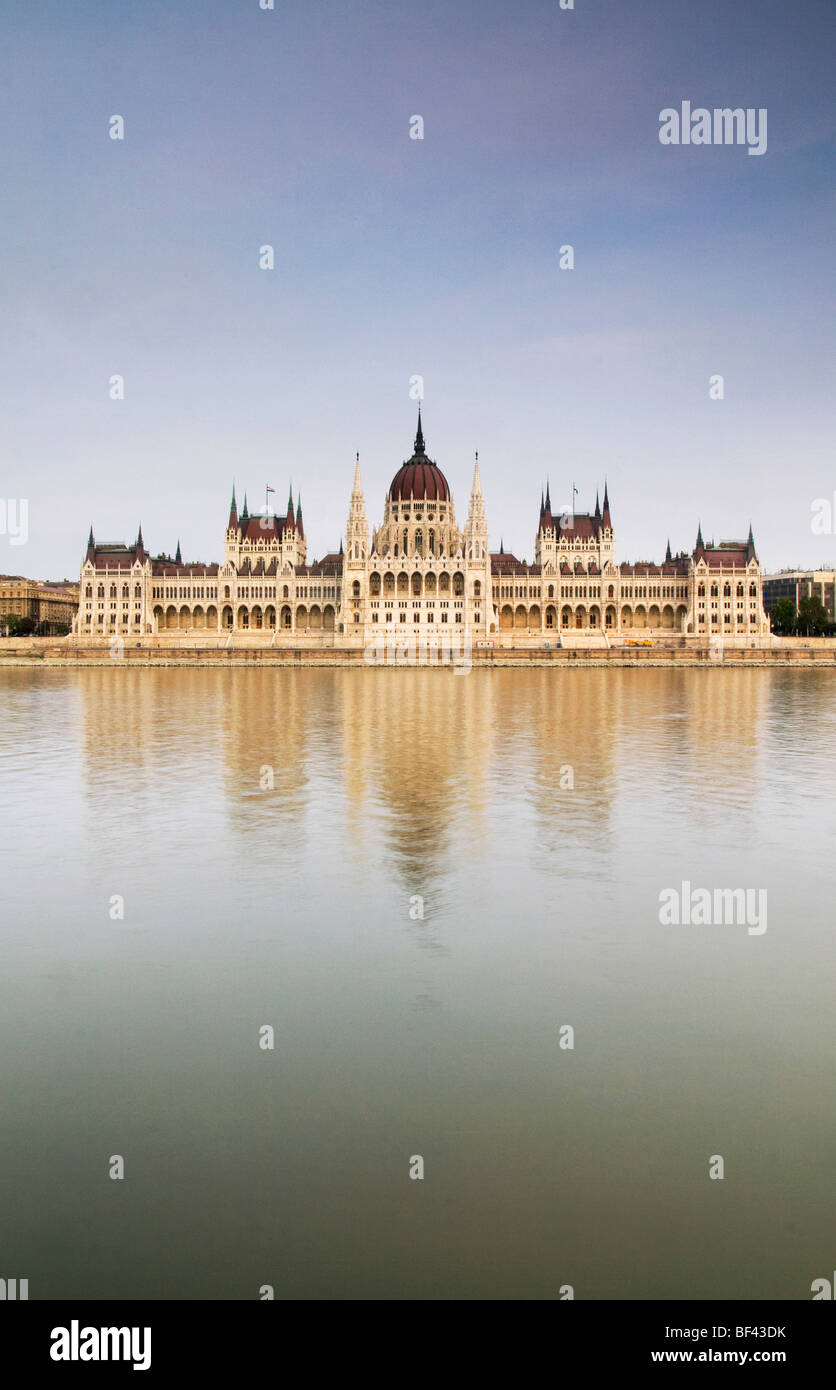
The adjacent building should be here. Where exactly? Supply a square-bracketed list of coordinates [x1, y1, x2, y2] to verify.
[1, 576, 79, 634]
[73, 411, 769, 643]
[761, 570, 835, 622]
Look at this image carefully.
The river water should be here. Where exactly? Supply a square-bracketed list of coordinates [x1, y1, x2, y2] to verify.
[0, 667, 833, 1299]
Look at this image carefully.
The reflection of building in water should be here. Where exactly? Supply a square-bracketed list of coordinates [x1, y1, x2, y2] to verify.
[670, 669, 769, 828]
[75, 667, 778, 926]
[509, 671, 618, 864]
[338, 671, 497, 892]
[215, 671, 316, 846]
[507, 671, 771, 860]
[77, 669, 230, 852]
[595, 668, 771, 835]
[72, 410, 770, 643]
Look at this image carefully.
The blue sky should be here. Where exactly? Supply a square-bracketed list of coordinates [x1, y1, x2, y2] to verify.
[1, 0, 834, 577]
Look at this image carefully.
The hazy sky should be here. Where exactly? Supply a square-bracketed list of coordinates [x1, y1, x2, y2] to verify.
[1, 0, 834, 578]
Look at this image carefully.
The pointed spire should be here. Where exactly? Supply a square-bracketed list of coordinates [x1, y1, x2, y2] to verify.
[696, 521, 704, 551]
[540, 489, 545, 516]
[136, 522, 144, 550]
[228, 484, 238, 529]
[175, 539, 182, 564]
[665, 538, 672, 562]
[542, 478, 554, 530]
[287, 483, 293, 513]
[242, 493, 249, 520]
[595, 489, 601, 518]
[414, 404, 425, 455]
[339, 538, 344, 555]
[87, 524, 94, 550]
[602, 481, 611, 528]
[747, 522, 756, 559]
[465, 450, 487, 546]
[295, 494, 303, 537]
[500, 539, 504, 555]
[346, 453, 368, 556]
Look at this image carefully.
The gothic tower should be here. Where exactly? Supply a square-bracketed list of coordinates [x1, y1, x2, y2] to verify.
[340, 453, 370, 636]
[464, 452, 492, 631]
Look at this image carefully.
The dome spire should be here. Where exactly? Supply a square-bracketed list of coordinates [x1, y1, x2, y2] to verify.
[414, 404, 425, 455]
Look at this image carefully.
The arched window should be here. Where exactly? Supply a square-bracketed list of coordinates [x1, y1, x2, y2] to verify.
[698, 583, 705, 597]
[724, 583, 731, 597]
[352, 580, 360, 597]
[415, 530, 423, 556]
[110, 584, 116, 598]
[737, 583, 744, 597]
[474, 580, 481, 598]
[122, 584, 129, 599]
[85, 585, 92, 598]
[608, 584, 614, 598]
[283, 585, 288, 598]
[548, 584, 554, 598]
[224, 585, 230, 599]
[749, 583, 757, 597]
[710, 584, 718, 597]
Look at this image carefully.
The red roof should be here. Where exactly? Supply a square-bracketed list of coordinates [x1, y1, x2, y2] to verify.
[556, 512, 600, 540]
[238, 516, 289, 542]
[296, 557, 343, 576]
[491, 553, 541, 575]
[389, 459, 450, 503]
[697, 547, 750, 568]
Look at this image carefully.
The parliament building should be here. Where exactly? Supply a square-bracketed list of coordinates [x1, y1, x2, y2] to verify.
[73, 411, 769, 644]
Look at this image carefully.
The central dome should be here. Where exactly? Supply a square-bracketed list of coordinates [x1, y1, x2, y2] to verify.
[389, 409, 450, 503]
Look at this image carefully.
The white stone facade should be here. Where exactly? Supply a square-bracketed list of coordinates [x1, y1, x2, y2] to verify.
[73, 415, 769, 644]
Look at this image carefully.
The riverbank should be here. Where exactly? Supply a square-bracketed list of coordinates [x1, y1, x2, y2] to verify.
[1, 637, 835, 667]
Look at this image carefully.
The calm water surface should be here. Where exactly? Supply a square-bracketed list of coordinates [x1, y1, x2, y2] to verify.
[0, 668, 833, 1299]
